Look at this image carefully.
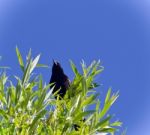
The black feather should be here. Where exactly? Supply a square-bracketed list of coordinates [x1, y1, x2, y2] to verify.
[50, 60, 70, 98]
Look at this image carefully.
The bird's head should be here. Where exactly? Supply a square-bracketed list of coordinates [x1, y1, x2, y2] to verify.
[52, 60, 64, 74]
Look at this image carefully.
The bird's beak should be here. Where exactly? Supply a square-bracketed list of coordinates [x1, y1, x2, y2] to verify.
[53, 59, 57, 65]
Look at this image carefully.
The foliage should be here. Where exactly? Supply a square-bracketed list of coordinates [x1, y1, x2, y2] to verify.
[0, 47, 122, 135]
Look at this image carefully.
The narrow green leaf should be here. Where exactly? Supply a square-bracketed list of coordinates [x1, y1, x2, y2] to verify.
[82, 77, 87, 96]
[98, 127, 116, 133]
[74, 110, 95, 122]
[105, 88, 111, 104]
[0, 109, 8, 119]
[22, 59, 32, 85]
[70, 60, 80, 76]
[30, 54, 40, 73]
[99, 102, 111, 119]
[81, 94, 99, 107]
[111, 120, 122, 127]
[27, 48, 32, 62]
[81, 60, 87, 77]
[99, 91, 119, 119]
[36, 64, 49, 68]
[87, 60, 96, 75]
[16, 46, 24, 71]
[110, 92, 119, 105]
[95, 115, 111, 129]
[38, 75, 43, 91]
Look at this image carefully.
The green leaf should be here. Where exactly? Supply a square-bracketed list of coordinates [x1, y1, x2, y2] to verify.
[99, 90, 119, 119]
[27, 48, 32, 62]
[82, 77, 87, 96]
[30, 54, 40, 73]
[16, 46, 24, 71]
[0, 109, 8, 119]
[111, 120, 122, 127]
[81, 94, 99, 107]
[70, 60, 80, 76]
[36, 64, 49, 68]
[22, 59, 32, 86]
[81, 60, 87, 77]
[105, 88, 111, 104]
[74, 110, 95, 122]
[98, 127, 116, 133]
[95, 115, 111, 129]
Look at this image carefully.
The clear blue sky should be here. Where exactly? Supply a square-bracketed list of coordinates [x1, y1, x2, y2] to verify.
[0, 0, 150, 134]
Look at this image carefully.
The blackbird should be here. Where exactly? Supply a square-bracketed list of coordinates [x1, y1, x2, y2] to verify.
[50, 60, 70, 99]
[49, 60, 83, 131]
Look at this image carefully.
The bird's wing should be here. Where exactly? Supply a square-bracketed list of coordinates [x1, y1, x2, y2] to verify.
[64, 78, 71, 88]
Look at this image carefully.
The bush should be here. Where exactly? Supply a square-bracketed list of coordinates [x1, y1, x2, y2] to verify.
[0, 47, 122, 135]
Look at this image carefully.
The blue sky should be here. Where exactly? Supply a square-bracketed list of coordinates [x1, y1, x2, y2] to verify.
[0, 0, 150, 134]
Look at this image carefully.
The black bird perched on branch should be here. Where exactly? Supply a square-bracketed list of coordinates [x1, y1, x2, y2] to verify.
[50, 60, 70, 99]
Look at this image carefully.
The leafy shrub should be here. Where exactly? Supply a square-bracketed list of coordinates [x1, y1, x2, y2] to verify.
[0, 47, 122, 135]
